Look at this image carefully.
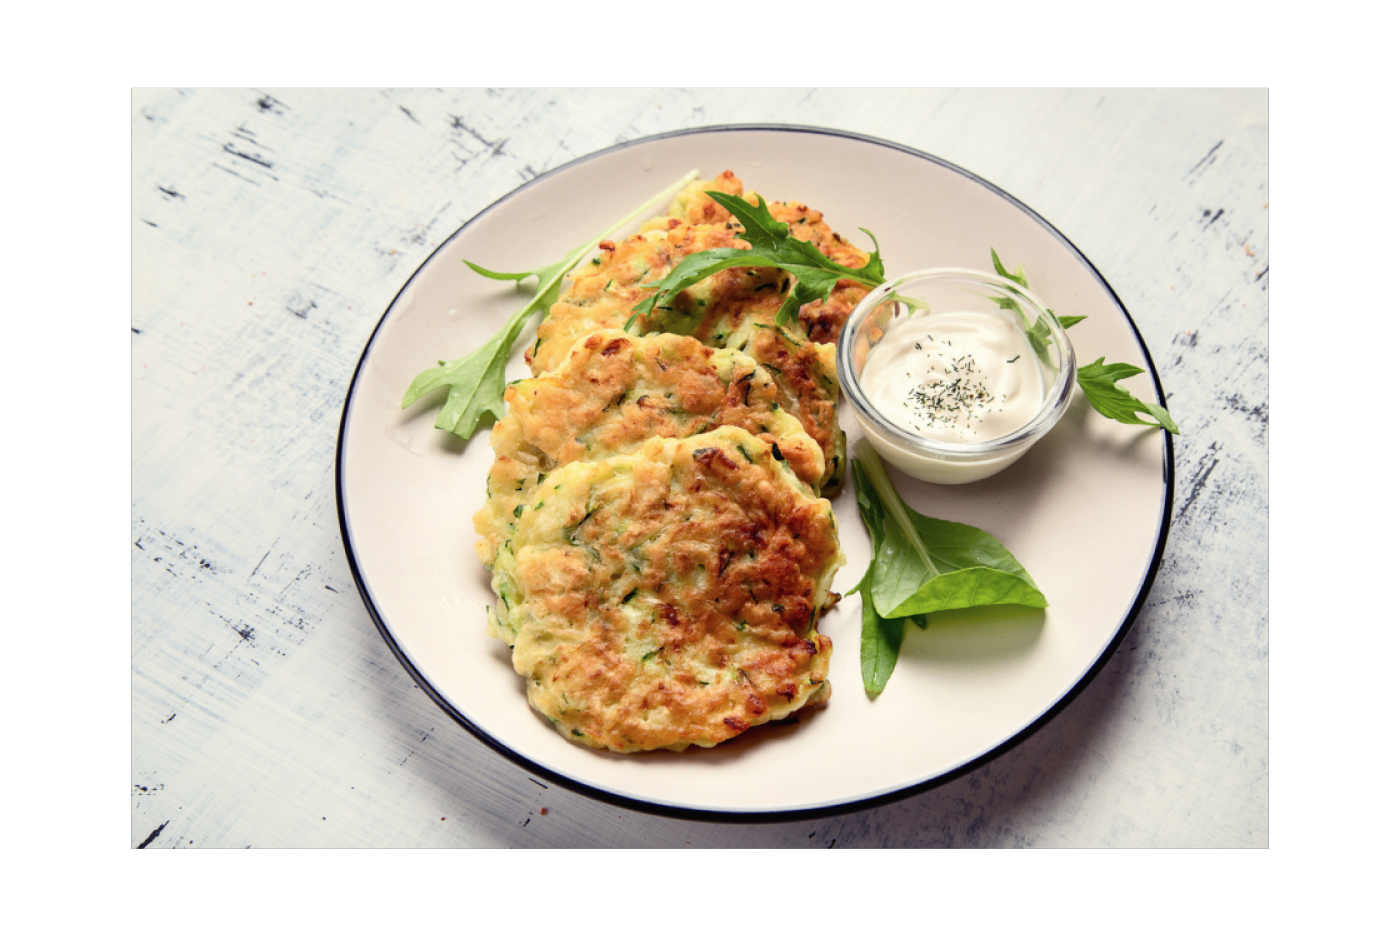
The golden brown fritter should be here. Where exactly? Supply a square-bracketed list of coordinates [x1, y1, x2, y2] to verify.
[474, 330, 825, 565]
[525, 173, 869, 493]
[750, 193, 876, 346]
[525, 174, 872, 372]
[655, 173, 874, 347]
[667, 272, 848, 489]
[726, 314, 846, 490]
[484, 428, 843, 753]
[526, 222, 737, 375]
[638, 169, 746, 228]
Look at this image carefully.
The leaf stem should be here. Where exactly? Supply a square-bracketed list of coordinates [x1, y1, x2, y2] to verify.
[853, 439, 938, 579]
[474, 169, 700, 343]
[528, 169, 700, 313]
[589, 170, 698, 261]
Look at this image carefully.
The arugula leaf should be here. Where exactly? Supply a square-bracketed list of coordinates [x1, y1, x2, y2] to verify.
[848, 441, 1047, 694]
[990, 248, 1030, 290]
[627, 191, 885, 329]
[400, 302, 544, 439]
[401, 170, 698, 440]
[1077, 357, 1181, 433]
[992, 249, 1178, 435]
[990, 249, 1058, 363]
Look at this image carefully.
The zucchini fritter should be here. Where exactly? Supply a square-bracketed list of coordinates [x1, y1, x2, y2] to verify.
[524, 172, 870, 493]
[484, 428, 844, 753]
[475, 330, 824, 566]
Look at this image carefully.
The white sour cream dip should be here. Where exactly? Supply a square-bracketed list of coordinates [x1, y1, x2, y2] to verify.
[860, 309, 1046, 444]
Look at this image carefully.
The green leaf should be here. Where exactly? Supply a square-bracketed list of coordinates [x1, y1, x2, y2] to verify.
[1023, 310, 1073, 366]
[1077, 357, 1181, 434]
[712, 192, 888, 312]
[402, 170, 699, 440]
[462, 261, 546, 283]
[882, 565, 1048, 619]
[628, 191, 885, 330]
[400, 315, 528, 437]
[855, 566, 905, 696]
[848, 441, 1047, 693]
[714, 191, 794, 246]
[848, 491, 910, 695]
[990, 248, 1029, 288]
[854, 447, 1046, 619]
[992, 248, 1177, 435]
[866, 501, 1045, 620]
[622, 247, 758, 331]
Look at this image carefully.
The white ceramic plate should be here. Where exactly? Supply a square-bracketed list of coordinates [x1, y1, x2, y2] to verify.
[336, 126, 1173, 820]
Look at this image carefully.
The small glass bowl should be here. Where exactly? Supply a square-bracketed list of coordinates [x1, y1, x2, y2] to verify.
[837, 267, 1077, 484]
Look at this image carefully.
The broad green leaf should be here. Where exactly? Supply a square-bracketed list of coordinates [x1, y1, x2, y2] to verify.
[857, 569, 906, 696]
[848, 441, 1047, 693]
[868, 514, 1045, 619]
[907, 512, 1039, 582]
[849, 478, 909, 696]
[883, 566, 1048, 618]
[850, 442, 1044, 618]
[851, 446, 939, 598]
[866, 511, 939, 616]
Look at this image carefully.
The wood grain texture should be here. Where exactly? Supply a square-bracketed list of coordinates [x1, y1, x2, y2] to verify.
[131, 88, 1267, 847]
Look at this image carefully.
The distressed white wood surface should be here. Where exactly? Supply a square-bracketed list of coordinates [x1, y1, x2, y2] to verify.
[131, 88, 1267, 848]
